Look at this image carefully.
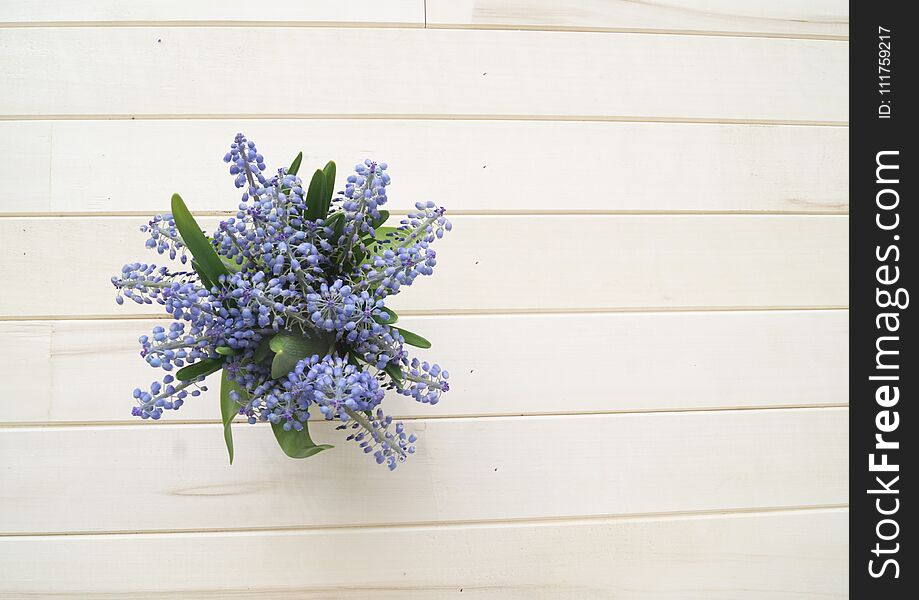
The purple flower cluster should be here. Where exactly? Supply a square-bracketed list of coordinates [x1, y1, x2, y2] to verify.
[112, 134, 451, 469]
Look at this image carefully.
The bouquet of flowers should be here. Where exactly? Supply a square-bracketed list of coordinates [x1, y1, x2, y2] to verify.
[112, 134, 451, 470]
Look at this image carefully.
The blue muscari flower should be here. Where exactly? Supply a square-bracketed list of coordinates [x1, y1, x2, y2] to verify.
[292, 354, 385, 420]
[131, 374, 206, 419]
[341, 291, 387, 344]
[224, 133, 268, 199]
[344, 160, 390, 218]
[338, 407, 416, 471]
[400, 201, 452, 243]
[114, 134, 452, 469]
[397, 358, 450, 405]
[220, 356, 305, 428]
[111, 263, 203, 307]
[358, 201, 450, 298]
[336, 160, 391, 262]
[140, 213, 188, 263]
[138, 322, 212, 371]
[306, 279, 356, 332]
[355, 326, 404, 370]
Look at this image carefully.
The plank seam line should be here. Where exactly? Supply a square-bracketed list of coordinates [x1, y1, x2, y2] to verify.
[0, 306, 852, 322]
[0, 21, 849, 41]
[0, 115, 851, 127]
[2, 212, 856, 218]
[0, 307, 852, 322]
[424, 23, 849, 41]
[0, 21, 425, 29]
[0, 209, 852, 218]
[0, 504, 850, 539]
[0, 405, 849, 431]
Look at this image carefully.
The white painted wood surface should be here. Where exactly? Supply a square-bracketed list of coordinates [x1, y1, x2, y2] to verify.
[0, 5, 848, 598]
[0, 28, 847, 123]
[0, 509, 848, 599]
[0, 1, 424, 26]
[0, 0, 848, 40]
[0, 215, 848, 318]
[0, 310, 848, 423]
[0, 409, 847, 534]
[1, 120, 849, 215]
[427, 0, 849, 38]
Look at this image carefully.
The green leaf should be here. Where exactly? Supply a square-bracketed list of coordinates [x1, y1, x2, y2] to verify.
[271, 421, 333, 459]
[321, 161, 336, 217]
[350, 248, 366, 268]
[176, 357, 223, 382]
[375, 226, 399, 239]
[215, 346, 236, 356]
[394, 327, 432, 349]
[304, 169, 327, 222]
[324, 211, 344, 226]
[330, 211, 346, 238]
[253, 336, 273, 363]
[288, 152, 303, 176]
[171, 193, 230, 284]
[374, 306, 398, 325]
[372, 226, 400, 246]
[364, 226, 400, 256]
[220, 256, 243, 273]
[269, 331, 329, 379]
[220, 370, 244, 464]
[191, 259, 215, 290]
[384, 362, 405, 390]
[371, 209, 390, 229]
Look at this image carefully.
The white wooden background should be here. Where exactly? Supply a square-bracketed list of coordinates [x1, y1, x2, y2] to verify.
[0, 1, 849, 598]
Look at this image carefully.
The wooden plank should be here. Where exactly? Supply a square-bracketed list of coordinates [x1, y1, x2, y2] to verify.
[0, 409, 848, 534]
[0, 509, 849, 598]
[0, 215, 849, 318]
[0, 120, 850, 215]
[0, 311, 849, 423]
[0, 1, 423, 26]
[0, 28, 848, 122]
[427, 0, 849, 39]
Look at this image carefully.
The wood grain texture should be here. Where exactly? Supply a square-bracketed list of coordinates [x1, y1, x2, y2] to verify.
[0, 509, 848, 599]
[0, 120, 850, 215]
[0, 4, 850, 595]
[0, 215, 849, 318]
[0, 28, 847, 122]
[0, 310, 848, 424]
[0, 409, 847, 534]
[427, 0, 849, 38]
[0, 0, 423, 26]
